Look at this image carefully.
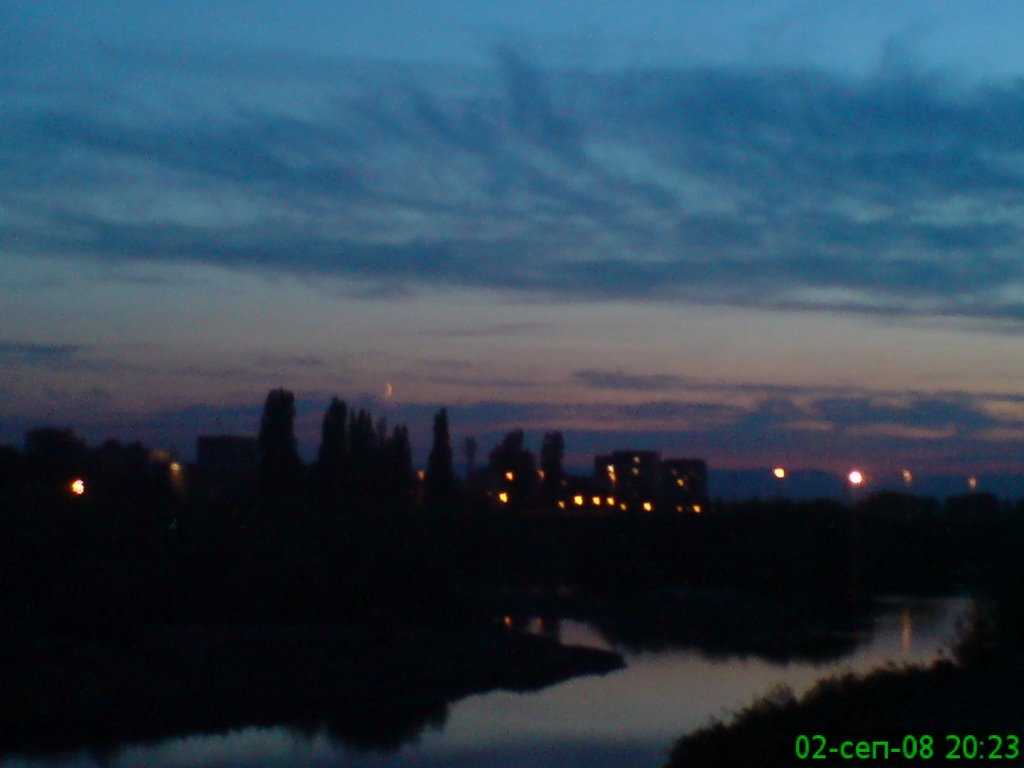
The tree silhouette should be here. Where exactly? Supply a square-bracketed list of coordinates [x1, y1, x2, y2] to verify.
[348, 408, 377, 506]
[23, 427, 87, 485]
[316, 397, 349, 509]
[258, 388, 303, 497]
[540, 431, 565, 508]
[462, 436, 477, 479]
[383, 425, 414, 506]
[424, 408, 456, 511]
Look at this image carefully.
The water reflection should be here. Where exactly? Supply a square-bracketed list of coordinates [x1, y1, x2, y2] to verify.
[0, 597, 967, 768]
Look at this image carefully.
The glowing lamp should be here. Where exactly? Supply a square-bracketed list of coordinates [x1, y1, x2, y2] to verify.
[848, 470, 864, 486]
[773, 467, 786, 480]
[69, 478, 86, 496]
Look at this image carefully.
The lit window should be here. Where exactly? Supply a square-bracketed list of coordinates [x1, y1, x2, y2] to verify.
[573, 495, 584, 506]
[169, 461, 182, 474]
[538, 469, 545, 479]
[676, 478, 685, 487]
[498, 492, 509, 504]
[505, 471, 514, 481]
[633, 456, 640, 464]
[557, 500, 566, 509]
[642, 501, 653, 512]
[693, 504, 702, 514]
[592, 496, 601, 506]
[619, 503, 628, 511]
[676, 505, 683, 512]
[69, 478, 86, 496]
[631, 467, 639, 476]
[606, 496, 615, 505]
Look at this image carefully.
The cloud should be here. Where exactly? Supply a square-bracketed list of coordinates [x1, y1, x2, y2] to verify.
[254, 353, 326, 369]
[0, 341, 81, 366]
[574, 369, 689, 392]
[6, 44, 1024, 326]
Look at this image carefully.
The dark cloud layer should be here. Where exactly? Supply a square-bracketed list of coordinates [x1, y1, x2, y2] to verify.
[0, 341, 81, 366]
[5, 46, 1024, 325]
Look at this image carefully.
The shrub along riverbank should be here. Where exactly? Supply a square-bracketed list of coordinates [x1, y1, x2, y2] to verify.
[667, 526, 1024, 768]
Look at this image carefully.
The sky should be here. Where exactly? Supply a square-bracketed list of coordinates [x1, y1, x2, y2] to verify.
[4, 1, 1024, 481]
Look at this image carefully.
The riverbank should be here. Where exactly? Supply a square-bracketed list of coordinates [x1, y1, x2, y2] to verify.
[0, 624, 624, 758]
[667, 653, 1024, 767]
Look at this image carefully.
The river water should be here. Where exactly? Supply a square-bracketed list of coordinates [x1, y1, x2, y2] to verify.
[2, 596, 968, 768]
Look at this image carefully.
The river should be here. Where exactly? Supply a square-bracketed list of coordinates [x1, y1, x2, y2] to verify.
[1, 596, 968, 768]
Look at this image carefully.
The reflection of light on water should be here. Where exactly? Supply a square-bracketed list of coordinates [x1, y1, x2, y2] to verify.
[902, 607, 913, 653]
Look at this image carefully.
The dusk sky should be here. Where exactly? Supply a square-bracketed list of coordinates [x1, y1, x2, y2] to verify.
[5, 1, 1024, 477]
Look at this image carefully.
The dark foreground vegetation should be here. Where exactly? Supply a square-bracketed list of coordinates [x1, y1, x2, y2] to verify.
[667, 518, 1024, 768]
[4, 624, 621, 756]
[1, 389, 1021, 759]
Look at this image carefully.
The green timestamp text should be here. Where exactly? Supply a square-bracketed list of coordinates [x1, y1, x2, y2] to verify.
[795, 733, 1021, 761]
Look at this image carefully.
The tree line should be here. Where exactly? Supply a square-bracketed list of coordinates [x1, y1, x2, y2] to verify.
[255, 387, 566, 514]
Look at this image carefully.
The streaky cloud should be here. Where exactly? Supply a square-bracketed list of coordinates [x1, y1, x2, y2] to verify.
[6, 44, 1024, 326]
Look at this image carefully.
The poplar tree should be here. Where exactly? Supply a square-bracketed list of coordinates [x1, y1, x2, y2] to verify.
[424, 408, 456, 510]
[258, 388, 303, 497]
